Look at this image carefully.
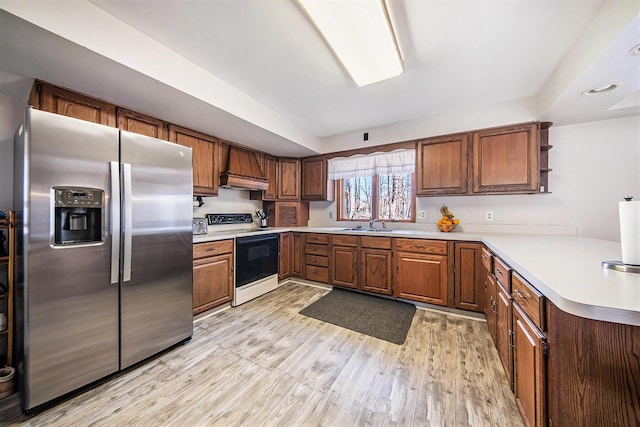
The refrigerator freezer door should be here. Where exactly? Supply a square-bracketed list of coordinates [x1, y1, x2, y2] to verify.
[17, 109, 120, 411]
[119, 131, 193, 369]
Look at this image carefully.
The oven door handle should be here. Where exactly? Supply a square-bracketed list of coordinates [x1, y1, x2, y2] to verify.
[236, 234, 278, 245]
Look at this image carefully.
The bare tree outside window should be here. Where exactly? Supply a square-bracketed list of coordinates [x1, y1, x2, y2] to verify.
[341, 173, 413, 221]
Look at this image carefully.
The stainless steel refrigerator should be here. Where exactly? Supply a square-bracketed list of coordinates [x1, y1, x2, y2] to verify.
[13, 107, 193, 412]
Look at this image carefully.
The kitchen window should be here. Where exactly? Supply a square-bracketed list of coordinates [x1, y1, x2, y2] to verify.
[328, 149, 416, 222]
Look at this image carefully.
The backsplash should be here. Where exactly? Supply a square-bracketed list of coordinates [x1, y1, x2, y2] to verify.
[192, 188, 263, 229]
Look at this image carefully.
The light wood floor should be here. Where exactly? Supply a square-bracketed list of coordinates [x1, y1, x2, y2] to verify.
[2, 282, 523, 426]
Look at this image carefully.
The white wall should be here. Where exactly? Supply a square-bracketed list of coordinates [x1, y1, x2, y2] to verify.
[310, 115, 640, 241]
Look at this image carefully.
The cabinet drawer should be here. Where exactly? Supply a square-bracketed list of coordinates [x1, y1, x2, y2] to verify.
[494, 257, 511, 290]
[361, 236, 392, 250]
[305, 233, 329, 244]
[305, 243, 329, 256]
[193, 239, 234, 259]
[306, 265, 329, 283]
[331, 234, 358, 247]
[394, 238, 447, 255]
[305, 254, 329, 267]
[512, 272, 545, 330]
[481, 246, 493, 273]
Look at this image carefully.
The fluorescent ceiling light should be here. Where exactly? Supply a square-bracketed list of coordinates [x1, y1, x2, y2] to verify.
[297, 0, 404, 87]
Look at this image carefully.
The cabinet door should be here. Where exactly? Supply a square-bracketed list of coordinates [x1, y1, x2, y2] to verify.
[496, 283, 513, 386]
[416, 133, 468, 195]
[331, 246, 358, 289]
[117, 108, 168, 140]
[39, 83, 116, 126]
[169, 125, 219, 196]
[277, 158, 300, 200]
[472, 123, 539, 193]
[292, 233, 303, 277]
[193, 252, 233, 314]
[513, 303, 547, 427]
[454, 242, 484, 312]
[485, 273, 498, 344]
[279, 233, 292, 281]
[360, 248, 392, 296]
[394, 252, 448, 306]
[301, 156, 333, 201]
[263, 155, 278, 200]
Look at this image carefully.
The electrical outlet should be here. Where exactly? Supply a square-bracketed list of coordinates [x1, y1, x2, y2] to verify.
[486, 211, 493, 221]
[328, 211, 333, 219]
[417, 210, 427, 220]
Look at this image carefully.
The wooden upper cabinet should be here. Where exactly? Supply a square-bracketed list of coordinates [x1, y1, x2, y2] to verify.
[117, 108, 168, 140]
[38, 83, 116, 126]
[169, 125, 218, 196]
[277, 158, 301, 200]
[263, 155, 278, 200]
[301, 156, 334, 201]
[417, 133, 468, 195]
[472, 123, 539, 193]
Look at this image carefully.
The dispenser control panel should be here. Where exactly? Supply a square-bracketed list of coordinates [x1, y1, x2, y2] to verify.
[54, 187, 104, 208]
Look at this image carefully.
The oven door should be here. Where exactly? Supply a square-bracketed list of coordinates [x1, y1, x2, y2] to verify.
[235, 233, 279, 287]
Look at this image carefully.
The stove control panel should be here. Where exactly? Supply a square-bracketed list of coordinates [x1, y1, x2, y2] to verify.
[206, 213, 254, 225]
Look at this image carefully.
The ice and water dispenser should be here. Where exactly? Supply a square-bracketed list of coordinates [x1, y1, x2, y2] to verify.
[53, 187, 104, 245]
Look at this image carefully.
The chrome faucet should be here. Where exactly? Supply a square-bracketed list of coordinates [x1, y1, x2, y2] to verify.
[369, 218, 378, 229]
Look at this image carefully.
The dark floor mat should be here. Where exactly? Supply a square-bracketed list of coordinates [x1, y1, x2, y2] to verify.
[299, 288, 416, 345]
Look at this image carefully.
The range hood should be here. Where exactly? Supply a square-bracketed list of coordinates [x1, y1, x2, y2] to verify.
[220, 145, 270, 191]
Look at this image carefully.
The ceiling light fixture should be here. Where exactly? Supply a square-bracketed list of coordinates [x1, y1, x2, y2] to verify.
[296, 0, 404, 87]
[581, 83, 620, 96]
[629, 42, 640, 56]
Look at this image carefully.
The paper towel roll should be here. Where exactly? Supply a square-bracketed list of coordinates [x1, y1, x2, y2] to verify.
[619, 199, 640, 265]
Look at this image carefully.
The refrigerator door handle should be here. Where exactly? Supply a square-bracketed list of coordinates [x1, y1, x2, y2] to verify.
[123, 162, 133, 282]
[110, 161, 120, 284]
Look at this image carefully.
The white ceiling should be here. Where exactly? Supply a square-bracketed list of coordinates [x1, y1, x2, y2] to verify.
[1, 0, 639, 156]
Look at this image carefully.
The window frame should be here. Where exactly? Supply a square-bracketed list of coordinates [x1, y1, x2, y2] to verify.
[336, 173, 416, 223]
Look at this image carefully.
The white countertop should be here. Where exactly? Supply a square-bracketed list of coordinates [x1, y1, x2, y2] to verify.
[193, 227, 640, 326]
[483, 234, 640, 327]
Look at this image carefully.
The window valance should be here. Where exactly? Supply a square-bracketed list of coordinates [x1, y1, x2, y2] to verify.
[327, 149, 416, 180]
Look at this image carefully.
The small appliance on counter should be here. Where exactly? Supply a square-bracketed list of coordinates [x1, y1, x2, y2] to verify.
[192, 218, 208, 235]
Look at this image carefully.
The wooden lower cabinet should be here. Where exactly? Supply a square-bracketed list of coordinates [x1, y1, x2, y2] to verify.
[394, 251, 448, 305]
[304, 234, 329, 284]
[330, 236, 392, 296]
[484, 272, 498, 344]
[292, 233, 303, 277]
[496, 281, 513, 386]
[360, 248, 392, 295]
[513, 303, 547, 427]
[192, 240, 234, 314]
[453, 242, 484, 312]
[331, 245, 358, 289]
[279, 232, 292, 281]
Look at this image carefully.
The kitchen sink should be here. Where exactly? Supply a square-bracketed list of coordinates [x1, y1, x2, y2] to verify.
[336, 227, 395, 232]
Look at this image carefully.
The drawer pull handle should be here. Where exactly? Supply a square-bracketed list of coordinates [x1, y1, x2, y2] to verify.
[415, 245, 425, 249]
[481, 254, 487, 259]
[515, 289, 527, 299]
[206, 248, 217, 252]
[496, 270, 503, 276]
